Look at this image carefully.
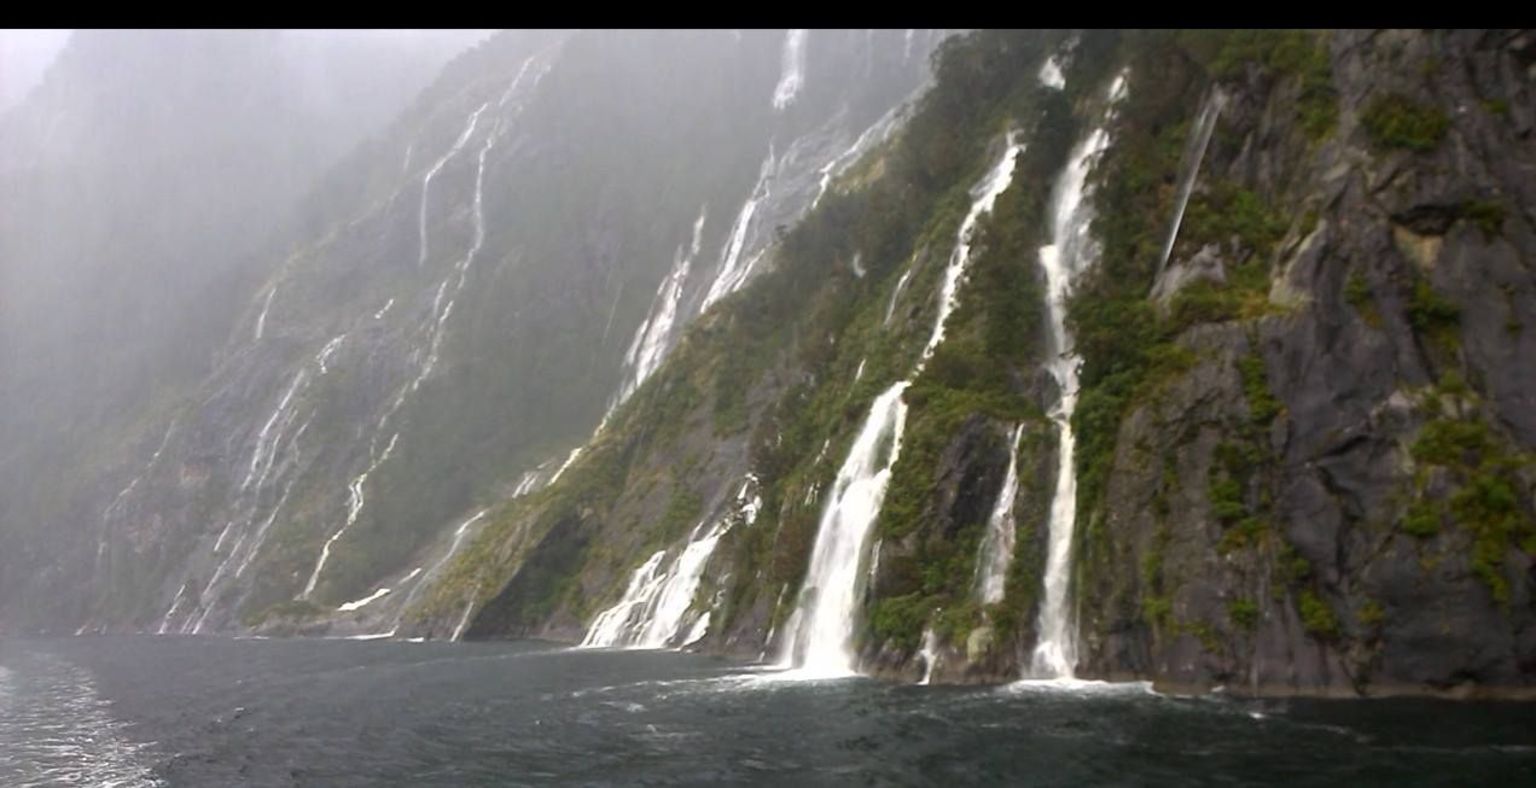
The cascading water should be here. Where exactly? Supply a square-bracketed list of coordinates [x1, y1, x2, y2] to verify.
[771, 30, 808, 110]
[253, 283, 279, 341]
[700, 146, 775, 312]
[300, 433, 398, 599]
[315, 334, 346, 374]
[300, 59, 556, 607]
[336, 586, 392, 613]
[1155, 88, 1225, 278]
[975, 424, 1024, 605]
[547, 447, 583, 486]
[811, 102, 908, 210]
[391, 509, 489, 626]
[918, 627, 940, 684]
[417, 103, 489, 268]
[581, 477, 761, 649]
[1029, 73, 1128, 680]
[777, 134, 1024, 678]
[612, 207, 708, 411]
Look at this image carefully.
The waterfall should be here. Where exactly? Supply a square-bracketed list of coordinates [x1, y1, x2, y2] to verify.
[581, 477, 760, 649]
[417, 103, 489, 268]
[300, 432, 398, 599]
[581, 551, 668, 647]
[307, 80, 519, 602]
[547, 447, 583, 486]
[918, 627, 940, 685]
[336, 586, 391, 613]
[772, 30, 808, 110]
[392, 509, 489, 625]
[156, 583, 187, 635]
[1030, 73, 1128, 680]
[450, 601, 476, 641]
[975, 424, 1024, 604]
[922, 133, 1025, 361]
[1039, 56, 1066, 90]
[700, 145, 776, 312]
[1155, 88, 1225, 278]
[811, 101, 909, 210]
[775, 382, 909, 676]
[612, 206, 708, 411]
[315, 334, 346, 374]
[240, 369, 310, 493]
[777, 133, 1025, 678]
[253, 283, 279, 340]
[158, 54, 555, 636]
[98, 418, 178, 573]
[884, 268, 914, 325]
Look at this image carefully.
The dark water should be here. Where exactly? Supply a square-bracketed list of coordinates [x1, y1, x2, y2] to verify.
[1, 637, 1533, 786]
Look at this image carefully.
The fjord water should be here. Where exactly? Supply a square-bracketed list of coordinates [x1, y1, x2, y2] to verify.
[3, 638, 1533, 786]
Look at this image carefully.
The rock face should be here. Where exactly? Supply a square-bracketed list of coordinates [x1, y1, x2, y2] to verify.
[431, 29, 1535, 699]
[0, 29, 945, 637]
[1067, 29, 1536, 698]
[5, 29, 1532, 699]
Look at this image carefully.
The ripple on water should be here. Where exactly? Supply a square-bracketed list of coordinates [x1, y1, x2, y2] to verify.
[0, 653, 163, 787]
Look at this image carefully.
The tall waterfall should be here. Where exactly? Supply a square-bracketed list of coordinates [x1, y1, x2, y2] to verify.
[1030, 74, 1128, 680]
[777, 134, 1024, 677]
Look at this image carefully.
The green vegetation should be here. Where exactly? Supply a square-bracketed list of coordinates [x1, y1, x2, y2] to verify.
[1358, 598, 1385, 628]
[1402, 499, 1442, 538]
[1459, 199, 1506, 239]
[1404, 379, 1536, 604]
[1237, 353, 1282, 427]
[1344, 271, 1383, 327]
[1299, 589, 1339, 638]
[1406, 278, 1461, 353]
[242, 598, 326, 628]
[1361, 93, 1451, 152]
[1199, 30, 1337, 140]
[1228, 597, 1260, 631]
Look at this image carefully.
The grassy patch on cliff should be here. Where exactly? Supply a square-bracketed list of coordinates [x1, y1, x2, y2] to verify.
[1362, 93, 1451, 152]
[1404, 379, 1536, 605]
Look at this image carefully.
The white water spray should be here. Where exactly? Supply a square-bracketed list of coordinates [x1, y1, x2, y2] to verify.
[772, 30, 808, 110]
[1155, 89, 1225, 278]
[316, 334, 346, 374]
[976, 424, 1024, 605]
[417, 103, 490, 268]
[337, 587, 392, 613]
[918, 627, 940, 685]
[777, 133, 1025, 678]
[253, 284, 278, 341]
[300, 432, 398, 599]
[1030, 73, 1128, 680]
[701, 147, 776, 312]
[393, 509, 489, 623]
[613, 206, 708, 409]
[581, 477, 760, 649]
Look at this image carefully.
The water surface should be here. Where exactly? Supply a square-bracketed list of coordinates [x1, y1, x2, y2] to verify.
[1, 636, 1532, 785]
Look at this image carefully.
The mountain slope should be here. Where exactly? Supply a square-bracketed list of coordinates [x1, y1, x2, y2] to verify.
[423, 29, 1536, 698]
[0, 29, 946, 636]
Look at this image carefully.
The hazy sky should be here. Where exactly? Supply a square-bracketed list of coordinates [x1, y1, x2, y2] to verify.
[0, 29, 72, 112]
[0, 30, 498, 114]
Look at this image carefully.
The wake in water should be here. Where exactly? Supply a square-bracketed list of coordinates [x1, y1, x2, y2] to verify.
[0, 656, 162, 787]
